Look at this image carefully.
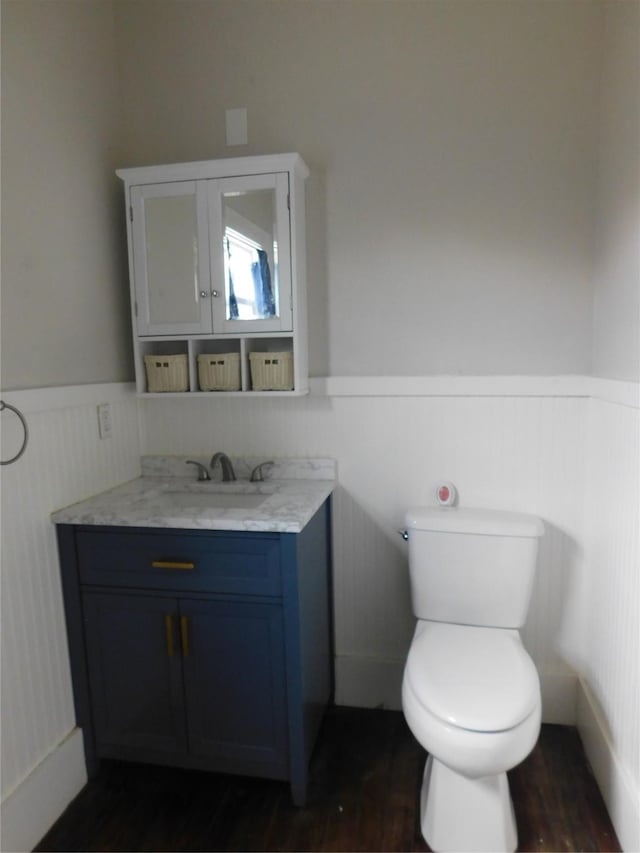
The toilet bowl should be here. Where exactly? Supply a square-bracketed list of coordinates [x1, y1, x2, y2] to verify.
[401, 504, 544, 852]
[401, 620, 541, 851]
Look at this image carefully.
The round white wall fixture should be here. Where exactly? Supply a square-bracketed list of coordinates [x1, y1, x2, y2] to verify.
[436, 482, 457, 506]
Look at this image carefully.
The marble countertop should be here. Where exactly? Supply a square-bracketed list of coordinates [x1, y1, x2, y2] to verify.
[51, 457, 336, 533]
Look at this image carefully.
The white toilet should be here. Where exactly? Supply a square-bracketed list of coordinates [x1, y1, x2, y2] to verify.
[401, 506, 544, 853]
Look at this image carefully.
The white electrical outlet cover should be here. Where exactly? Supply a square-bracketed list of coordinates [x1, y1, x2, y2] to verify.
[97, 403, 112, 439]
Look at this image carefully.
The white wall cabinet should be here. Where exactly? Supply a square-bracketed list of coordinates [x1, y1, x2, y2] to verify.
[117, 154, 309, 396]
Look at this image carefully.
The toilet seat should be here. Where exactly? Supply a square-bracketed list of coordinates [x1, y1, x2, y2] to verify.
[405, 622, 539, 732]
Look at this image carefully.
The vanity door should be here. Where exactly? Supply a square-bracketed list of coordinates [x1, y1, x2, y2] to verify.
[83, 592, 188, 756]
[130, 181, 213, 336]
[181, 597, 288, 775]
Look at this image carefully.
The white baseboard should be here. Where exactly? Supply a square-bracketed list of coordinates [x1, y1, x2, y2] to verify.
[0, 728, 87, 853]
[334, 655, 577, 725]
[577, 679, 640, 853]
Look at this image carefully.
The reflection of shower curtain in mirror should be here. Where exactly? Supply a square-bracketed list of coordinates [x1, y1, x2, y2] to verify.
[225, 236, 239, 319]
[252, 250, 275, 317]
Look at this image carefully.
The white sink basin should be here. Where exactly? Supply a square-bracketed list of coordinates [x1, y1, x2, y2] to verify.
[156, 490, 268, 510]
[157, 484, 269, 509]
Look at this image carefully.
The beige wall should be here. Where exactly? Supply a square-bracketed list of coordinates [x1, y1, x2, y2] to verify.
[114, 0, 601, 377]
[3, 0, 610, 390]
[2, 0, 637, 388]
[1, 0, 131, 390]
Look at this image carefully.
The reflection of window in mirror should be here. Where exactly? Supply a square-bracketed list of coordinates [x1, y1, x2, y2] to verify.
[223, 191, 279, 322]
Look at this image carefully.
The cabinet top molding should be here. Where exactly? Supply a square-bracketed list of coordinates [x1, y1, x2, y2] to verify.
[116, 152, 309, 186]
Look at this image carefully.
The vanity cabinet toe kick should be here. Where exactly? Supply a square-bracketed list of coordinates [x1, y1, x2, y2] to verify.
[55, 500, 333, 807]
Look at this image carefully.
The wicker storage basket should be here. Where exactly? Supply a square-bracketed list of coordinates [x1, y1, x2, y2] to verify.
[249, 351, 294, 391]
[197, 353, 241, 391]
[144, 354, 189, 392]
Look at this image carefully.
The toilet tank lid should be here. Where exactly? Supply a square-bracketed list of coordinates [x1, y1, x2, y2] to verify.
[405, 507, 544, 538]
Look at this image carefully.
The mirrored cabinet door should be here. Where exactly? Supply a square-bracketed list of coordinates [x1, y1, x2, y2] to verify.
[131, 182, 213, 336]
[208, 173, 293, 334]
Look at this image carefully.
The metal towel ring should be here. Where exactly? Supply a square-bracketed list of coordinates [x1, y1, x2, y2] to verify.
[0, 400, 29, 465]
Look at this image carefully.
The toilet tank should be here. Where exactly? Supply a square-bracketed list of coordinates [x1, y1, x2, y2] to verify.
[405, 507, 544, 629]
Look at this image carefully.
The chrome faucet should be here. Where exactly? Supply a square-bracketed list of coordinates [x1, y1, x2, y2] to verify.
[210, 452, 236, 482]
[250, 461, 274, 482]
[185, 460, 211, 481]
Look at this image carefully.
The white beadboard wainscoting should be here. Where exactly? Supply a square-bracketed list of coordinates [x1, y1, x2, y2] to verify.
[1, 376, 637, 851]
[0, 383, 141, 853]
[140, 375, 639, 852]
[140, 380, 589, 722]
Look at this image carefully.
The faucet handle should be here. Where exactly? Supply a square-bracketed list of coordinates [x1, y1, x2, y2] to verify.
[185, 460, 211, 481]
[250, 461, 274, 483]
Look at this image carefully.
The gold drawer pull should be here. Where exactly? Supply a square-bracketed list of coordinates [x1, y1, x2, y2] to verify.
[152, 560, 195, 570]
[180, 615, 190, 658]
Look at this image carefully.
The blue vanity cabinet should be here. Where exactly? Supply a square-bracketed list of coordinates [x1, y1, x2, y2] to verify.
[55, 499, 333, 806]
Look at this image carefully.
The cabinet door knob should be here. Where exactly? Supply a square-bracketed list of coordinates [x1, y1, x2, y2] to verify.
[199, 290, 210, 298]
[211, 290, 220, 298]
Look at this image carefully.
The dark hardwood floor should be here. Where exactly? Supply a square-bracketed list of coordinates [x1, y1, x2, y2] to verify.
[35, 708, 620, 852]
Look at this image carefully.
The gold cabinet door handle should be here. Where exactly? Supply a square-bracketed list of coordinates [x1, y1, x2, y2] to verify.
[152, 560, 195, 570]
[180, 615, 190, 657]
[165, 613, 175, 657]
